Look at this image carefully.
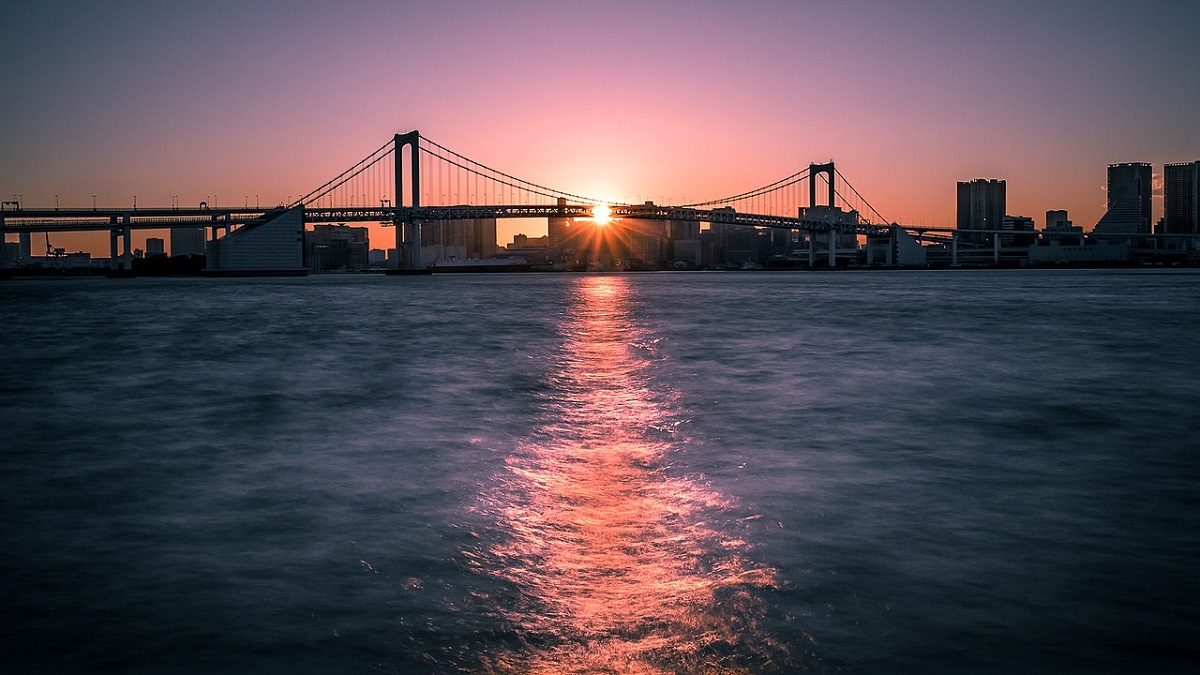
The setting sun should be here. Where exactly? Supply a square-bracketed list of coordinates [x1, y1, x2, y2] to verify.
[591, 203, 612, 225]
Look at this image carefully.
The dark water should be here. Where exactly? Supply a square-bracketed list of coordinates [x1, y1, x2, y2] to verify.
[2, 270, 1197, 673]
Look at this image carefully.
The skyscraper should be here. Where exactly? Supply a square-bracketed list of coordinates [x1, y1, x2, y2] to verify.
[1093, 162, 1152, 235]
[956, 179, 1005, 245]
[1163, 161, 1200, 235]
[421, 218, 497, 261]
[171, 227, 206, 257]
[308, 224, 370, 271]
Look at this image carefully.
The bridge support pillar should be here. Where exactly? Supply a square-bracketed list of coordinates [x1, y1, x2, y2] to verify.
[808, 231, 816, 267]
[951, 232, 959, 266]
[110, 229, 119, 269]
[406, 220, 423, 270]
[393, 221, 402, 270]
[887, 229, 895, 267]
[828, 226, 837, 268]
[122, 221, 131, 270]
[993, 234, 1001, 263]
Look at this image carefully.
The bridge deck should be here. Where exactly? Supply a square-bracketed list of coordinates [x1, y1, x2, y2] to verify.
[1, 204, 896, 236]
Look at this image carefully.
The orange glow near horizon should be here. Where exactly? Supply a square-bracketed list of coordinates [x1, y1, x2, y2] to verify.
[590, 203, 612, 225]
[470, 276, 784, 673]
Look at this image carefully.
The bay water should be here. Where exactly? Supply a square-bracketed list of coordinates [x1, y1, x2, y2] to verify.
[2, 269, 1197, 673]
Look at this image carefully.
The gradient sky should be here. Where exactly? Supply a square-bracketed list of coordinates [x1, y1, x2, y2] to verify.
[3, 0, 1199, 253]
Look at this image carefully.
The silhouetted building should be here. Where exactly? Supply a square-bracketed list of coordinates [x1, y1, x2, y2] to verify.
[421, 218, 497, 263]
[1001, 215, 1037, 247]
[308, 224, 369, 271]
[171, 227, 206, 257]
[207, 207, 306, 275]
[1163, 161, 1200, 235]
[507, 233, 548, 249]
[1094, 162, 1152, 235]
[546, 197, 574, 252]
[1046, 209, 1070, 229]
[145, 237, 165, 257]
[1044, 209, 1083, 243]
[957, 179, 1005, 245]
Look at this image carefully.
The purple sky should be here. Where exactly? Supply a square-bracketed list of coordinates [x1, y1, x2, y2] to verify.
[3, 0, 1198, 252]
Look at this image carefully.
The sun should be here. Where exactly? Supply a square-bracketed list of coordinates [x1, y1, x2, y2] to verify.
[591, 203, 612, 225]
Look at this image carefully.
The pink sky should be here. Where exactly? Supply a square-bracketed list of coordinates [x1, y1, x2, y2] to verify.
[3, 1, 1198, 254]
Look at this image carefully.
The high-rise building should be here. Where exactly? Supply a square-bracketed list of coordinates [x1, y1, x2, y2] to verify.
[956, 179, 1006, 245]
[1094, 162, 1152, 235]
[171, 227, 206, 257]
[1163, 161, 1200, 235]
[547, 198, 575, 250]
[308, 224, 370, 271]
[547, 215, 574, 249]
[421, 218, 497, 262]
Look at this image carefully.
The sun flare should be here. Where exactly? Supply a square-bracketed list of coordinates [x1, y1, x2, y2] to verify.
[591, 203, 612, 224]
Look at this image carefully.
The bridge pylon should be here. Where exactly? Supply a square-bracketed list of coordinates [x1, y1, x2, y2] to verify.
[809, 162, 835, 208]
[392, 130, 426, 272]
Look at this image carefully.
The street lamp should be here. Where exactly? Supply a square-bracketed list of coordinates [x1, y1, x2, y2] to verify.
[54, 194, 59, 210]
[92, 195, 97, 210]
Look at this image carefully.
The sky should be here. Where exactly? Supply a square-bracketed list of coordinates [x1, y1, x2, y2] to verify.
[3, 0, 1199, 254]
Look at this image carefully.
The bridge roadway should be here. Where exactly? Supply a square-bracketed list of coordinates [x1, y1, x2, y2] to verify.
[0, 203, 898, 237]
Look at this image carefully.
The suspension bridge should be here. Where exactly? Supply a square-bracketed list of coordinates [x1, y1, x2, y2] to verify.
[1, 130, 941, 274]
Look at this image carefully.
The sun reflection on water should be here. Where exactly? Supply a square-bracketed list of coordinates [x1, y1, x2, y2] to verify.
[471, 276, 784, 673]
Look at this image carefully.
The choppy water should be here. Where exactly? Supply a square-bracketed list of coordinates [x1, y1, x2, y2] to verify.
[1, 269, 1197, 673]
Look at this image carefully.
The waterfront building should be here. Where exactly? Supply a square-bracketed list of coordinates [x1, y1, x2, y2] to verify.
[507, 233, 548, 250]
[308, 224, 369, 271]
[624, 218, 669, 268]
[547, 214, 573, 250]
[956, 179, 1006, 245]
[421, 218, 497, 263]
[205, 207, 306, 275]
[865, 228, 928, 267]
[171, 227, 206, 257]
[1044, 209, 1083, 243]
[145, 237, 165, 257]
[798, 205, 861, 264]
[1163, 161, 1200, 235]
[1093, 162, 1152, 235]
[1001, 215, 1037, 247]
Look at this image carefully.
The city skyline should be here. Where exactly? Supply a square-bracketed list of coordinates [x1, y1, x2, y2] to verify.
[3, 1, 1199, 254]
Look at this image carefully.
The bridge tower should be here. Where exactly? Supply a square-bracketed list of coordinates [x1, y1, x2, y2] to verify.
[805, 162, 841, 266]
[393, 131, 423, 271]
[809, 162, 835, 208]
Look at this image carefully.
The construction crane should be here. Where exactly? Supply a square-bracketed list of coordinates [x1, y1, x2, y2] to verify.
[45, 233, 66, 262]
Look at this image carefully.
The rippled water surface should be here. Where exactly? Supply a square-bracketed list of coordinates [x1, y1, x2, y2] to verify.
[2, 270, 1197, 673]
